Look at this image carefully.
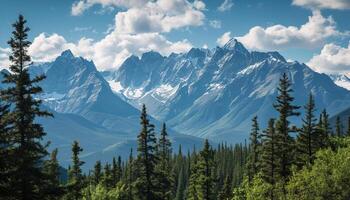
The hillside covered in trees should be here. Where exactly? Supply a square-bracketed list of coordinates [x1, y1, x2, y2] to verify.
[1, 15, 350, 200]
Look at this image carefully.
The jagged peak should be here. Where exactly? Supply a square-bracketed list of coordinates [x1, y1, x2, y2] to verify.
[60, 49, 74, 58]
[223, 38, 249, 54]
[141, 51, 163, 60]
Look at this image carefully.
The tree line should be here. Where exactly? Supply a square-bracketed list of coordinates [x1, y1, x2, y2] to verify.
[1, 15, 350, 200]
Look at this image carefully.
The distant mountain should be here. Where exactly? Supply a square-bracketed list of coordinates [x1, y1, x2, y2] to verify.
[104, 39, 350, 142]
[0, 51, 204, 171]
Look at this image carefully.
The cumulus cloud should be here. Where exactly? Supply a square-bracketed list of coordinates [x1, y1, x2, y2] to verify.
[209, 20, 222, 29]
[217, 32, 232, 46]
[292, 0, 350, 10]
[71, 0, 205, 34]
[23, 32, 192, 71]
[307, 42, 350, 74]
[237, 11, 346, 51]
[218, 0, 234, 12]
[71, 0, 147, 16]
[0, 48, 10, 68]
[114, 0, 205, 34]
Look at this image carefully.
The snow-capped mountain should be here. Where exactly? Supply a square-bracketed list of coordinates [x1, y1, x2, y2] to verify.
[0, 51, 204, 170]
[104, 39, 350, 142]
[329, 74, 350, 91]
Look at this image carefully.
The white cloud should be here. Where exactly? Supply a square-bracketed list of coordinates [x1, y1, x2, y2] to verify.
[209, 20, 222, 29]
[292, 0, 350, 10]
[217, 32, 232, 46]
[0, 48, 10, 68]
[218, 0, 234, 12]
[71, 0, 206, 34]
[114, 0, 205, 34]
[28, 33, 72, 62]
[71, 0, 147, 16]
[23, 32, 192, 71]
[237, 11, 346, 51]
[307, 42, 350, 74]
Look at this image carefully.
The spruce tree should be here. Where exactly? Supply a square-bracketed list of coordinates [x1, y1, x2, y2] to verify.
[335, 116, 343, 137]
[134, 104, 159, 200]
[102, 163, 113, 189]
[247, 116, 260, 182]
[316, 109, 330, 148]
[174, 166, 186, 200]
[156, 123, 173, 200]
[273, 73, 300, 186]
[1, 14, 53, 199]
[217, 175, 233, 200]
[296, 94, 318, 166]
[43, 149, 63, 200]
[261, 119, 277, 200]
[65, 141, 85, 200]
[112, 156, 122, 186]
[196, 139, 215, 200]
[126, 148, 134, 200]
[187, 153, 199, 200]
[93, 160, 102, 185]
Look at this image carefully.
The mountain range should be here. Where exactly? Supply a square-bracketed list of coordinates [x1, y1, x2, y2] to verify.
[1, 38, 350, 169]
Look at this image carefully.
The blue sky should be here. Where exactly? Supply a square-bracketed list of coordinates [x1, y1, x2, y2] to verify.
[0, 0, 350, 74]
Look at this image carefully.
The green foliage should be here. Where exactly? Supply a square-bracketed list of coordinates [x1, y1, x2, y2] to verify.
[287, 139, 350, 200]
[82, 182, 127, 200]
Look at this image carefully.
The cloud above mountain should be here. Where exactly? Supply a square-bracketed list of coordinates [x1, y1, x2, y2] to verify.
[237, 11, 346, 51]
[307, 42, 350, 74]
[292, 0, 350, 10]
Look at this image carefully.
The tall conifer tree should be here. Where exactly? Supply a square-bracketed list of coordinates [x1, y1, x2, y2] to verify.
[65, 141, 85, 200]
[335, 116, 343, 137]
[273, 73, 300, 187]
[134, 104, 159, 200]
[43, 149, 63, 200]
[1, 14, 53, 199]
[297, 94, 318, 166]
[156, 123, 173, 200]
[261, 119, 277, 200]
[247, 116, 260, 182]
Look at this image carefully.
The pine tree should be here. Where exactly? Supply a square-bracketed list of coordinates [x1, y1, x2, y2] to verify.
[196, 139, 215, 200]
[187, 153, 199, 200]
[247, 116, 260, 182]
[174, 166, 186, 200]
[156, 123, 173, 200]
[93, 160, 102, 185]
[0, 101, 11, 198]
[273, 73, 300, 186]
[43, 149, 63, 200]
[126, 149, 134, 200]
[65, 141, 85, 200]
[316, 109, 330, 148]
[335, 116, 343, 137]
[112, 156, 122, 186]
[217, 175, 233, 200]
[1, 14, 53, 200]
[102, 162, 113, 189]
[296, 94, 318, 166]
[261, 119, 277, 200]
[134, 104, 159, 200]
